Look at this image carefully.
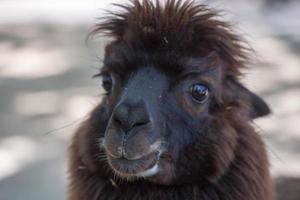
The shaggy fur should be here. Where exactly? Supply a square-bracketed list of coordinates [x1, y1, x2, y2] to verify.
[68, 0, 275, 199]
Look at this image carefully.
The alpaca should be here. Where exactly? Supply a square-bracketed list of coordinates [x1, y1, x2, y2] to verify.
[68, 0, 275, 199]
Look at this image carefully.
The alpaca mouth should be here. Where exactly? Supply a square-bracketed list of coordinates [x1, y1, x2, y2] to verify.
[101, 140, 166, 179]
[107, 152, 159, 178]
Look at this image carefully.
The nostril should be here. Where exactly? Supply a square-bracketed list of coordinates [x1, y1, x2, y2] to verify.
[113, 117, 150, 132]
[133, 121, 150, 127]
[112, 101, 151, 132]
[113, 116, 123, 126]
[114, 115, 150, 131]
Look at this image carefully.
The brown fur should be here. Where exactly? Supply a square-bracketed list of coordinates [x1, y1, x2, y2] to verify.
[68, 0, 275, 199]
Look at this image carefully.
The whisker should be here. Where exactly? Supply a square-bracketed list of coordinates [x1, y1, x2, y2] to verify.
[44, 114, 89, 135]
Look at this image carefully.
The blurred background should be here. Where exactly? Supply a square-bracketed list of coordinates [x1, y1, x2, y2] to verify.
[0, 0, 299, 199]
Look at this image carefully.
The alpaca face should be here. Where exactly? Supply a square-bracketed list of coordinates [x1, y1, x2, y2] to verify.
[97, 44, 226, 185]
[88, 0, 271, 186]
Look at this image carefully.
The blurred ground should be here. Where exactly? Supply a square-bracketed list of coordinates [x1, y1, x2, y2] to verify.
[0, 0, 299, 199]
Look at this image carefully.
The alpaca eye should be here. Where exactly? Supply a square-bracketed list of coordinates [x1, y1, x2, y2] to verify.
[102, 74, 113, 93]
[190, 83, 209, 103]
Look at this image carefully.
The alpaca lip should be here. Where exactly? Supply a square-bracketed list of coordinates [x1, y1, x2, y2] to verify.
[107, 151, 159, 178]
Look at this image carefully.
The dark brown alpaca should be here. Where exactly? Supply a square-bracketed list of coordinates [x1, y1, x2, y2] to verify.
[68, 0, 275, 199]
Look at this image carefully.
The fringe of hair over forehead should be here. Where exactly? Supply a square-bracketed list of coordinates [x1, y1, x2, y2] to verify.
[91, 0, 251, 77]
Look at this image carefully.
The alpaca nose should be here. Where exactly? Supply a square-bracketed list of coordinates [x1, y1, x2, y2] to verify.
[113, 100, 150, 132]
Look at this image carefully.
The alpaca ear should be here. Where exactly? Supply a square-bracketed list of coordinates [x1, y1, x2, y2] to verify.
[227, 78, 271, 119]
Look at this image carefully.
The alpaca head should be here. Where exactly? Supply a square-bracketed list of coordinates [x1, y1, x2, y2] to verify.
[90, 0, 270, 186]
